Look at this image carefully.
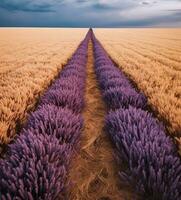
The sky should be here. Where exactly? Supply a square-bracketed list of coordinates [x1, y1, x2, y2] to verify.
[0, 0, 181, 27]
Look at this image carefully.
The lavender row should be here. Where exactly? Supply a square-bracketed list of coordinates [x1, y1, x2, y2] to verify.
[0, 30, 91, 200]
[92, 33, 181, 200]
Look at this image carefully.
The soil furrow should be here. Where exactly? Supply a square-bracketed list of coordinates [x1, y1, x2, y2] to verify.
[68, 41, 137, 200]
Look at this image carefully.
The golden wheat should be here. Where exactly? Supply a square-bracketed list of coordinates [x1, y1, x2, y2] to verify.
[95, 28, 181, 153]
[0, 28, 87, 146]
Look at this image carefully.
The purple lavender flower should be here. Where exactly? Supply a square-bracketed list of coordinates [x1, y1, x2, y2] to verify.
[0, 131, 70, 199]
[92, 32, 181, 200]
[26, 104, 83, 145]
[0, 28, 92, 199]
[40, 88, 84, 113]
[95, 65, 119, 74]
[101, 78, 131, 90]
[95, 57, 113, 66]
[103, 87, 147, 110]
[105, 106, 181, 200]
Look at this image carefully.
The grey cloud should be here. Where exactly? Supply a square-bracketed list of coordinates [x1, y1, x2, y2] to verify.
[0, 0, 60, 12]
[108, 9, 181, 27]
[140, 1, 157, 5]
[90, 0, 137, 12]
[141, 1, 150, 5]
[0, 0, 181, 27]
[75, 0, 89, 3]
[167, 9, 181, 12]
[91, 3, 117, 10]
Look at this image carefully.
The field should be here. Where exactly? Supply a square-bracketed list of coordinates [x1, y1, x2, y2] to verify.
[0, 28, 87, 147]
[0, 28, 180, 200]
[95, 28, 181, 153]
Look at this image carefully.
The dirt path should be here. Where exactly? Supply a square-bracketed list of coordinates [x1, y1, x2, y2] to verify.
[68, 41, 137, 200]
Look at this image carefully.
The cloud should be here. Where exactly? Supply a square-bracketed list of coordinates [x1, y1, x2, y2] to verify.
[73, 0, 138, 10]
[167, 8, 181, 12]
[140, 1, 151, 5]
[0, 0, 181, 26]
[91, 3, 115, 10]
[0, 0, 61, 12]
[139, 0, 157, 5]
[75, 0, 89, 3]
[108, 11, 181, 27]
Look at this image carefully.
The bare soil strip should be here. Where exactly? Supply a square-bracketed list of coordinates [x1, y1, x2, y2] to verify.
[68, 41, 137, 200]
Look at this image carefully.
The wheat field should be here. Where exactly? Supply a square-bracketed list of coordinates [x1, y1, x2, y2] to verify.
[95, 28, 181, 153]
[0, 28, 87, 147]
[0, 28, 180, 199]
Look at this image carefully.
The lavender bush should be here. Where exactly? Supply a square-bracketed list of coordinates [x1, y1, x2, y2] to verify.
[92, 31, 181, 200]
[101, 78, 131, 90]
[105, 107, 181, 200]
[26, 105, 83, 145]
[95, 64, 119, 74]
[52, 77, 85, 91]
[0, 131, 70, 199]
[0, 29, 92, 199]
[92, 36, 146, 111]
[40, 88, 84, 114]
[103, 87, 147, 110]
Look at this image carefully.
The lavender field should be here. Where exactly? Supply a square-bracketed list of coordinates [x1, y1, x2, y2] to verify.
[0, 29, 181, 200]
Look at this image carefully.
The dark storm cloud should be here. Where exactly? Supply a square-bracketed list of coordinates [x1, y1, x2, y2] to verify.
[107, 12, 181, 27]
[140, 1, 157, 5]
[75, 0, 89, 3]
[90, 1, 133, 11]
[0, 0, 180, 27]
[0, 0, 57, 12]
[91, 3, 115, 10]
[141, 1, 151, 5]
